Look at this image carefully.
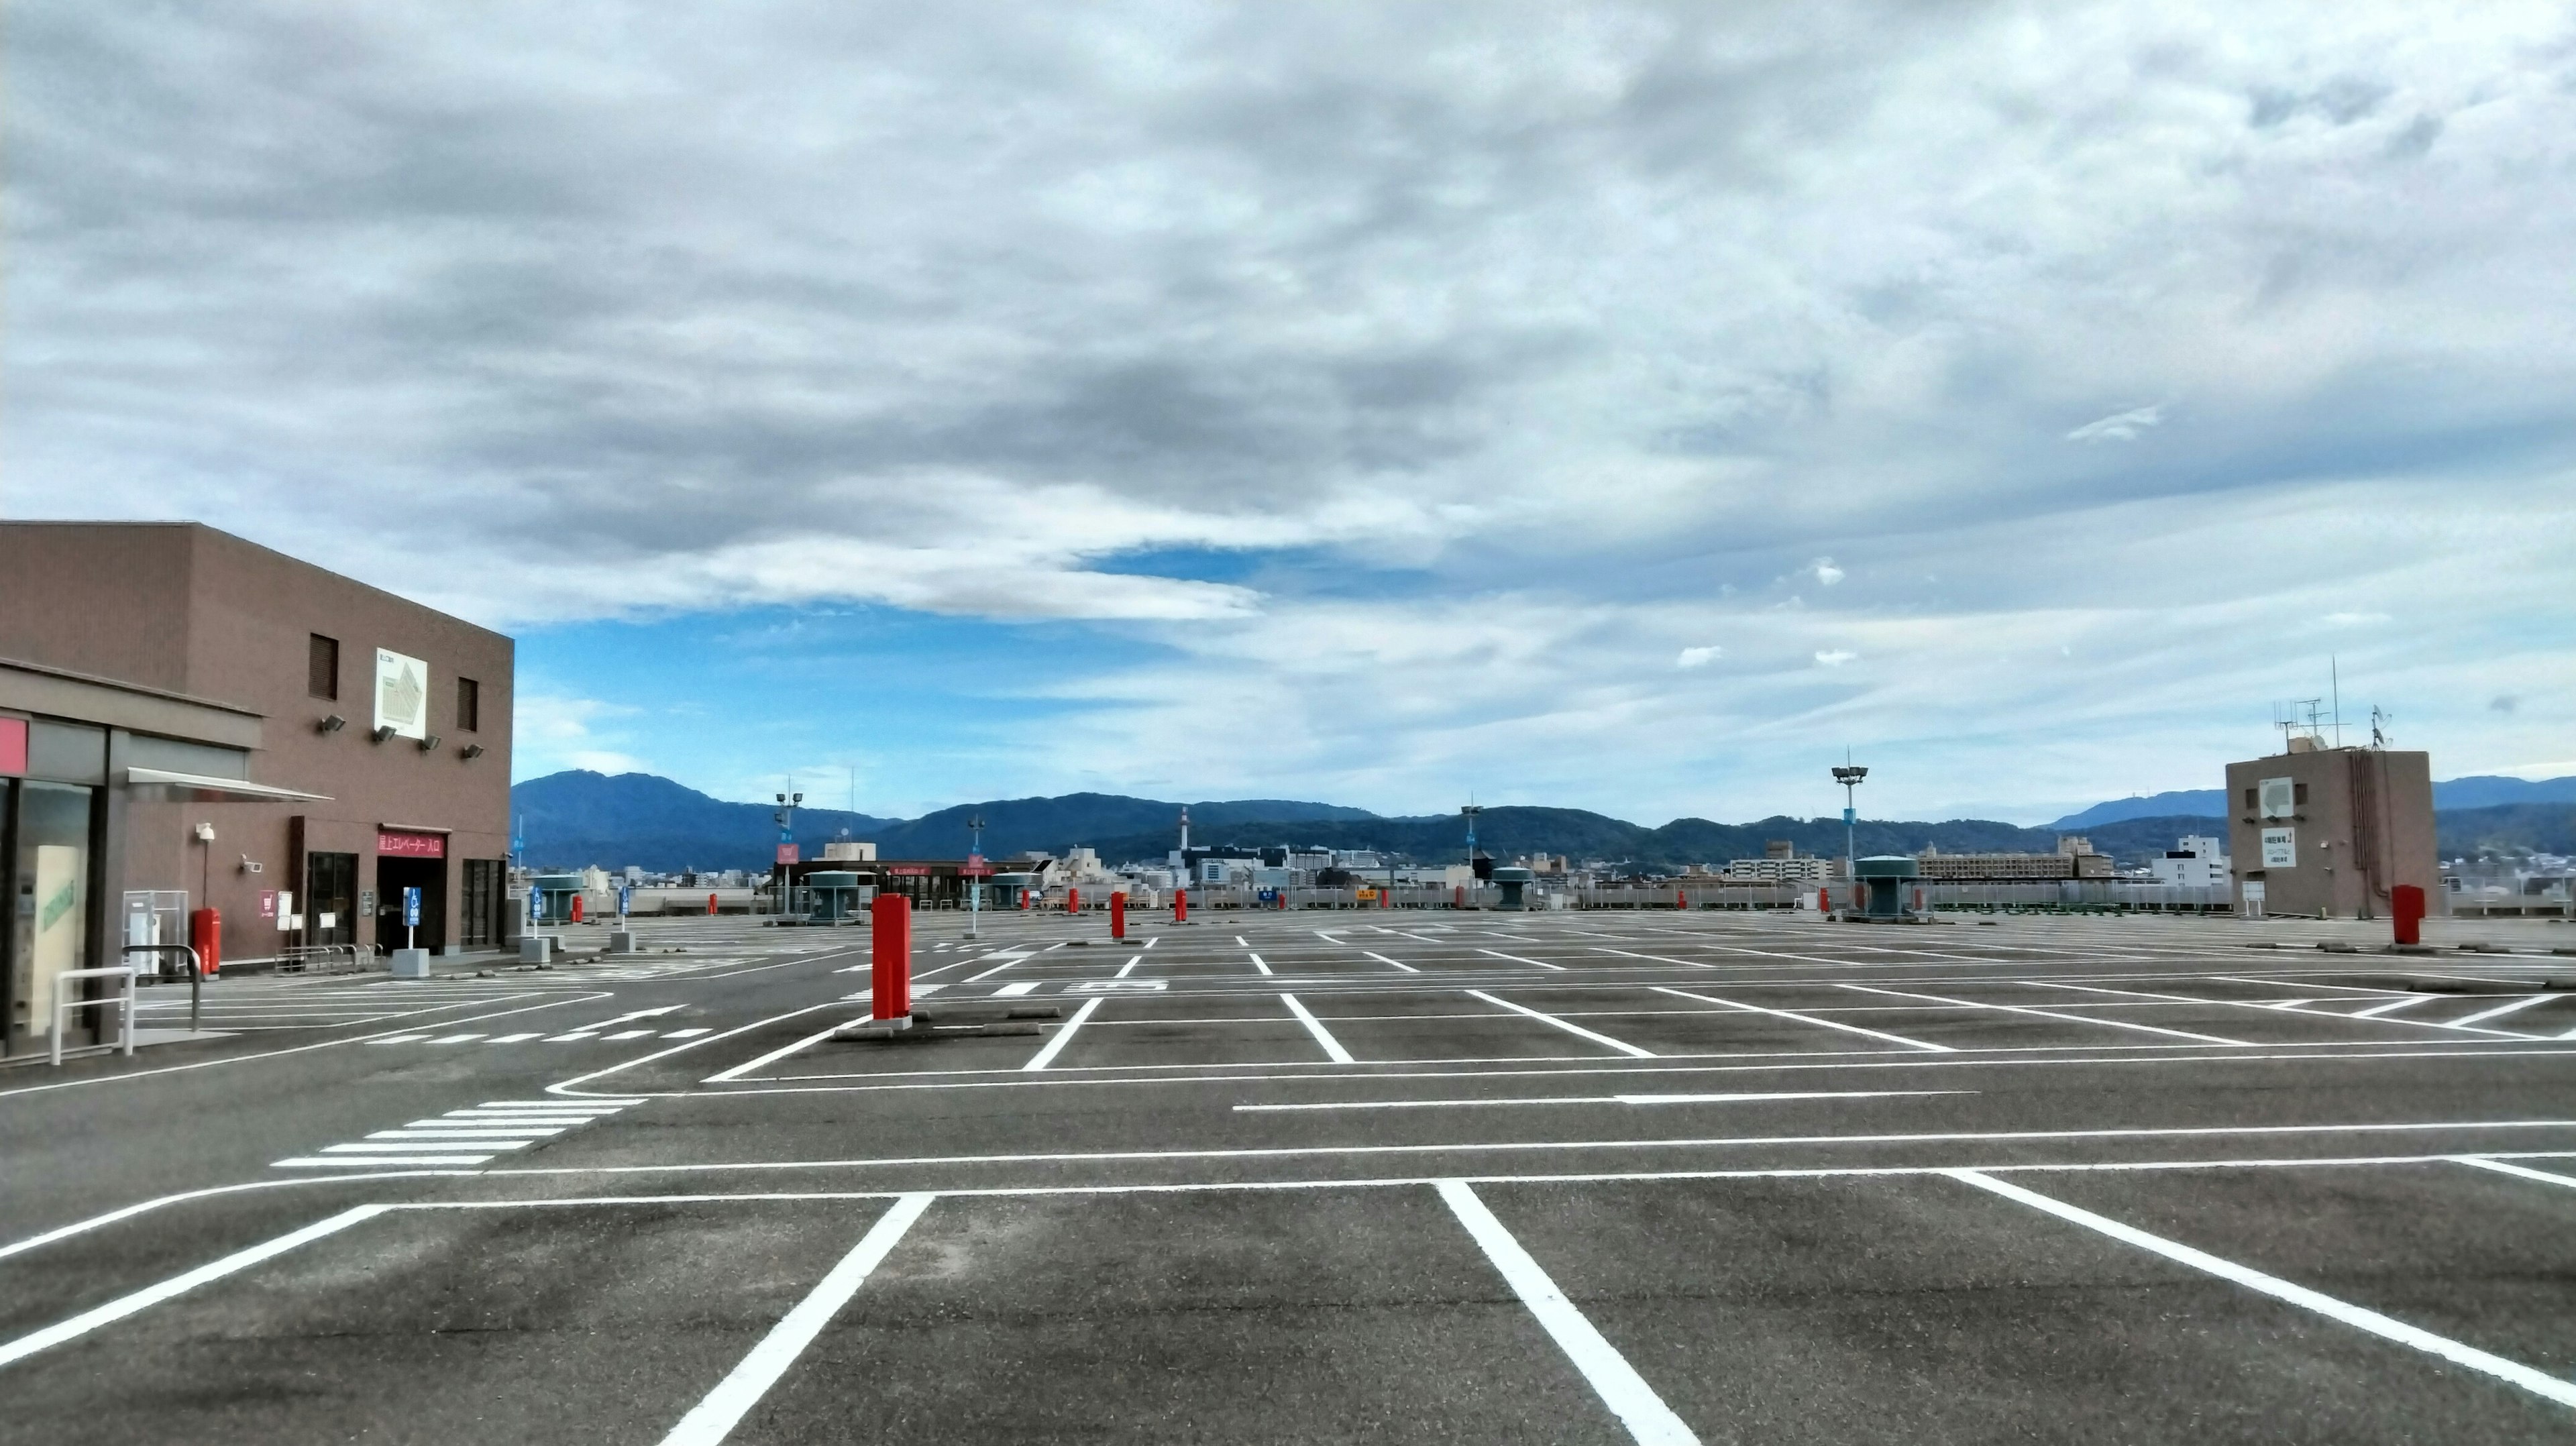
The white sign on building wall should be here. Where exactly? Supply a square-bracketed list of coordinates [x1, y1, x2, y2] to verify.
[374, 648, 429, 740]
[2261, 827, 2297, 868]
[2259, 777, 2296, 820]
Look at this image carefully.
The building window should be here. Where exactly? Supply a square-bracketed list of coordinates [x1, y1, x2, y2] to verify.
[456, 677, 480, 734]
[308, 634, 339, 700]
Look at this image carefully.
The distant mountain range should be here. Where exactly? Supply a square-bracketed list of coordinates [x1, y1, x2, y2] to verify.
[513, 769, 2576, 871]
[2049, 774, 2576, 828]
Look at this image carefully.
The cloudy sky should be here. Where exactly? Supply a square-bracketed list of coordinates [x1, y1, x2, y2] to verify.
[9, 3, 2574, 824]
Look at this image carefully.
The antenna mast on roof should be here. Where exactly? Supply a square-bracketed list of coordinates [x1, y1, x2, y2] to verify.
[2331, 656, 2343, 748]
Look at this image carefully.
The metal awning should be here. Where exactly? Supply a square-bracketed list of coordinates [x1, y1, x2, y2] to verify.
[123, 767, 332, 803]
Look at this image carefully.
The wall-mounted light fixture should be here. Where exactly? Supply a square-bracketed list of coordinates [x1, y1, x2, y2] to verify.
[193, 822, 217, 844]
[419, 734, 443, 752]
[460, 743, 486, 760]
[371, 724, 397, 744]
[317, 714, 347, 734]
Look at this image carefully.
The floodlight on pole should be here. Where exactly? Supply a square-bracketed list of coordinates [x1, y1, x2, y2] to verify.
[1830, 759, 1868, 899]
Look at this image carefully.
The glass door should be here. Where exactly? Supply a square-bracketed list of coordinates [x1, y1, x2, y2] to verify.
[11, 782, 96, 1048]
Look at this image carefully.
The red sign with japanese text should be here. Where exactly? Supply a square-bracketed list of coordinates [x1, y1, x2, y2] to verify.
[377, 830, 446, 858]
[776, 844, 800, 865]
[0, 717, 23, 776]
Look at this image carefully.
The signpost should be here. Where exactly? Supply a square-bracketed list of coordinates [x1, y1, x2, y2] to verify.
[965, 813, 988, 941]
[402, 885, 421, 952]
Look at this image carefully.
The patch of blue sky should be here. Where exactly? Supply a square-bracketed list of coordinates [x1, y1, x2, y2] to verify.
[1094, 543, 1438, 600]
[514, 604, 1170, 808]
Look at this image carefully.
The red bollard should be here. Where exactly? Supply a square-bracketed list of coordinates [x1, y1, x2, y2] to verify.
[1816, 888, 1829, 912]
[571, 894, 584, 924]
[1175, 887, 1189, 922]
[871, 892, 912, 1021]
[1378, 888, 1389, 909]
[1019, 888, 1030, 911]
[1676, 887, 1686, 911]
[1111, 890, 1127, 940]
[1454, 885, 1464, 909]
[189, 907, 221, 979]
[2393, 883, 2426, 946]
[1067, 887, 1080, 915]
[706, 892, 718, 916]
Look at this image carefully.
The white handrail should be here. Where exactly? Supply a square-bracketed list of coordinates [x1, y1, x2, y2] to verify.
[51, 966, 139, 1067]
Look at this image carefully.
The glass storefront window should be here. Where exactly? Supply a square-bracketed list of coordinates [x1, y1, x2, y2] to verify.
[12, 781, 97, 1044]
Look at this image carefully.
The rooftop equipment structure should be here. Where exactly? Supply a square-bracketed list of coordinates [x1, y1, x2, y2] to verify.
[1490, 865, 1535, 911]
[529, 873, 583, 926]
[807, 871, 869, 923]
[1851, 855, 1922, 922]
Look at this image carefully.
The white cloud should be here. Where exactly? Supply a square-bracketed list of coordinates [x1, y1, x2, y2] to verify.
[9, 5, 2576, 819]
[2065, 405, 2167, 443]
[1676, 645, 1724, 668]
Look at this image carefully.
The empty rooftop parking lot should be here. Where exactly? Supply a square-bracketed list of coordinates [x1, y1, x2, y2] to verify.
[9, 909, 2576, 1442]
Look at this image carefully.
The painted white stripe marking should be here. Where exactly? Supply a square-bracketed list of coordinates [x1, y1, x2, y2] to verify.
[376, 1127, 565, 1139]
[1840, 984, 2243, 1045]
[1236, 1090, 1965, 1112]
[2351, 995, 2430, 1017]
[1436, 1181, 1700, 1444]
[993, 981, 1041, 997]
[486, 1032, 543, 1044]
[964, 954, 1033, 983]
[326, 1140, 534, 1153]
[544, 1032, 599, 1042]
[655, 1194, 935, 1446]
[368, 1034, 433, 1044]
[0, 1207, 388, 1369]
[272, 1155, 491, 1168]
[602, 1028, 654, 1041]
[1478, 949, 1568, 972]
[1593, 947, 1715, 970]
[1950, 1168, 2576, 1410]
[1469, 991, 1655, 1058]
[1249, 953, 1273, 977]
[1281, 994, 1354, 1064]
[2453, 1156, 2576, 1190]
[1362, 950, 1419, 973]
[425, 1034, 486, 1044]
[705, 1024, 847, 1083]
[664, 1027, 713, 1038]
[1651, 987, 1954, 1054]
[1021, 997, 1103, 1072]
[1114, 956, 1143, 979]
[2453, 994, 2557, 1027]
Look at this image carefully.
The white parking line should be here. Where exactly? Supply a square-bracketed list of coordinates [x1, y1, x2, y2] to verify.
[1249, 953, 1274, 977]
[1238, 1090, 1966, 1112]
[1652, 987, 1955, 1054]
[1468, 991, 1656, 1058]
[704, 1024, 849, 1083]
[1280, 994, 1354, 1065]
[2453, 994, 2558, 1027]
[655, 1194, 936, 1446]
[2352, 995, 2432, 1018]
[2452, 1155, 2576, 1190]
[994, 981, 1042, 997]
[1839, 983, 2243, 1046]
[1115, 956, 1144, 979]
[1949, 1168, 2576, 1410]
[1363, 951, 1420, 973]
[1593, 947, 1715, 970]
[1021, 997, 1104, 1071]
[1478, 949, 1568, 972]
[1438, 1180, 1701, 1444]
[0, 1206, 391, 1369]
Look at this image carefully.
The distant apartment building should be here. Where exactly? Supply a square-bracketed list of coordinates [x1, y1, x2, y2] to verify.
[1916, 847, 2113, 882]
[1721, 855, 1844, 884]
[2224, 739, 2434, 920]
[2150, 835, 2231, 889]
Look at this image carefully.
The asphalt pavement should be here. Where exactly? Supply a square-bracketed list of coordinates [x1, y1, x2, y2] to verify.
[7, 905, 2576, 1442]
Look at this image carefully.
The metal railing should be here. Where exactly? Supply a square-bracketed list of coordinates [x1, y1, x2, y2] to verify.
[52, 965, 139, 1067]
[121, 943, 206, 1035]
[274, 943, 372, 975]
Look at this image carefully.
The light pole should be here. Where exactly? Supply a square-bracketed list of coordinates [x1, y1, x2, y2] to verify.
[966, 812, 985, 940]
[1462, 803, 1482, 905]
[1830, 762, 1866, 905]
[774, 791, 802, 916]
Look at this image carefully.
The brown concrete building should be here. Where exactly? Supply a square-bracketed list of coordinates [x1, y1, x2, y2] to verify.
[2224, 742, 2435, 920]
[1, 522, 513, 1057]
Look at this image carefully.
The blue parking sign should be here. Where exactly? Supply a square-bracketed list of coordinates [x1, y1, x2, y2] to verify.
[402, 886, 421, 928]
